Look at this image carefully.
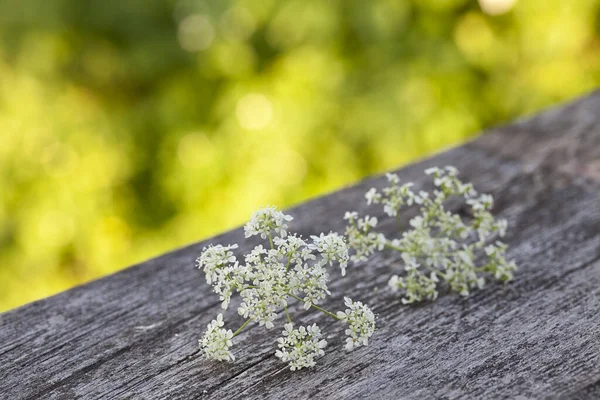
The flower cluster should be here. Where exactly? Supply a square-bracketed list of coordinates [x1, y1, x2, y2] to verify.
[275, 323, 327, 370]
[336, 297, 376, 351]
[344, 212, 386, 262]
[309, 232, 349, 275]
[197, 206, 376, 370]
[199, 314, 235, 362]
[244, 206, 293, 240]
[345, 166, 517, 304]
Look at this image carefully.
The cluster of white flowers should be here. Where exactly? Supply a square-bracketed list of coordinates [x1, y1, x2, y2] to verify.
[388, 253, 441, 304]
[366, 173, 429, 217]
[344, 212, 386, 262]
[309, 232, 349, 275]
[195, 244, 241, 309]
[337, 297, 376, 351]
[197, 206, 376, 370]
[199, 314, 235, 362]
[346, 166, 517, 304]
[244, 206, 293, 239]
[275, 323, 327, 370]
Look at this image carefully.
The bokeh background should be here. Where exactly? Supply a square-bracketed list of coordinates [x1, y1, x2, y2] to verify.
[1, 0, 599, 312]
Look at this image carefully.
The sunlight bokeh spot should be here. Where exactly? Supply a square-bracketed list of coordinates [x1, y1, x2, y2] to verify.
[178, 14, 215, 52]
[236, 93, 274, 131]
[220, 7, 256, 41]
[479, 0, 517, 15]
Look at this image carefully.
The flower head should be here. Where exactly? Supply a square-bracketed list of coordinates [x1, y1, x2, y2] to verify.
[275, 323, 327, 370]
[365, 188, 381, 205]
[309, 232, 349, 275]
[345, 214, 386, 262]
[196, 244, 238, 284]
[244, 206, 293, 239]
[198, 206, 377, 370]
[337, 297, 376, 351]
[346, 165, 517, 303]
[199, 314, 235, 362]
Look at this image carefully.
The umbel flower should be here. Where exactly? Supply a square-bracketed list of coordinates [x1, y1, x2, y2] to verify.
[275, 323, 327, 371]
[337, 297, 376, 351]
[345, 166, 517, 304]
[199, 314, 235, 362]
[196, 206, 376, 370]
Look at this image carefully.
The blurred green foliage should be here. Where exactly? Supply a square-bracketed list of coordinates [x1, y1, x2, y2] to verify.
[1, 0, 599, 311]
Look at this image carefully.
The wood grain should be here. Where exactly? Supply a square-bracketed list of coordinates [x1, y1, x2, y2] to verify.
[1, 91, 599, 399]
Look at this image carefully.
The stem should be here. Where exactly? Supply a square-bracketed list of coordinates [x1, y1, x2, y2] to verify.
[232, 319, 252, 337]
[283, 304, 292, 323]
[384, 242, 404, 252]
[268, 233, 274, 250]
[286, 292, 342, 321]
[423, 263, 448, 280]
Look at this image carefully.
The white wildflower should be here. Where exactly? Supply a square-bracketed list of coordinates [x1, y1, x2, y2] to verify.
[238, 250, 288, 328]
[365, 188, 381, 205]
[291, 260, 330, 309]
[336, 297, 376, 351]
[309, 232, 349, 275]
[275, 323, 327, 371]
[388, 275, 400, 292]
[198, 206, 377, 370]
[424, 167, 441, 176]
[199, 314, 235, 362]
[346, 165, 517, 303]
[385, 172, 400, 184]
[357, 215, 378, 231]
[485, 242, 517, 282]
[244, 206, 293, 239]
[343, 211, 359, 221]
[394, 269, 439, 304]
[196, 244, 238, 284]
[346, 226, 385, 263]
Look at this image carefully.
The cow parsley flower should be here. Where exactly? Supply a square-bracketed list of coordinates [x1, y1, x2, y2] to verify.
[484, 242, 517, 282]
[197, 206, 376, 370]
[344, 212, 386, 263]
[366, 174, 428, 217]
[196, 244, 238, 284]
[336, 297, 376, 351]
[196, 244, 244, 309]
[200, 314, 235, 362]
[275, 323, 327, 371]
[365, 188, 381, 205]
[244, 206, 293, 239]
[347, 166, 518, 304]
[309, 232, 349, 275]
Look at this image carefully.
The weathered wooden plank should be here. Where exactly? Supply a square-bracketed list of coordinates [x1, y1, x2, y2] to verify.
[1, 91, 599, 399]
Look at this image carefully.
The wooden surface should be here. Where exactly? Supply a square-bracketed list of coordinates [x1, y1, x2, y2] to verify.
[1, 91, 600, 399]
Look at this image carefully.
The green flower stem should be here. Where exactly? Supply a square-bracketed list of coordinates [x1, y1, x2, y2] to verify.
[232, 318, 252, 337]
[384, 242, 404, 252]
[286, 292, 342, 321]
[424, 264, 448, 280]
[395, 214, 403, 229]
[267, 233, 274, 249]
[283, 304, 292, 323]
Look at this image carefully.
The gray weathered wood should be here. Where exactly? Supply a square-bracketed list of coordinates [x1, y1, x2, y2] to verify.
[1, 91, 599, 399]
